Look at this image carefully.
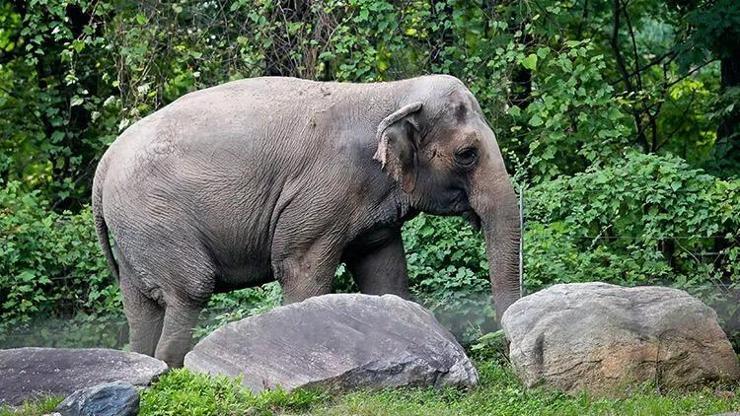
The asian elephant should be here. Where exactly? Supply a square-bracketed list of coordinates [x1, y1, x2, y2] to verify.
[92, 75, 521, 368]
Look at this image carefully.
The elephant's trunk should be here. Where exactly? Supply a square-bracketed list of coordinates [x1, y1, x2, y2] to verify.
[470, 163, 521, 321]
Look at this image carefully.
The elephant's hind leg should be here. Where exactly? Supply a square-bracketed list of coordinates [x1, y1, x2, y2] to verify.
[120, 269, 165, 357]
[151, 251, 215, 368]
[155, 299, 202, 368]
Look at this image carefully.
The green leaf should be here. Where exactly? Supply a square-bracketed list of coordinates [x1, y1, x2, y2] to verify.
[19, 270, 35, 282]
[529, 113, 544, 127]
[521, 53, 538, 70]
[51, 130, 65, 142]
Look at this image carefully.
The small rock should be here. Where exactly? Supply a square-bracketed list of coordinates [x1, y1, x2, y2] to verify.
[0, 348, 167, 406]
[185, 294, 478, 392]
[501, 283, 739, 396]
[56, 381, 138, 416]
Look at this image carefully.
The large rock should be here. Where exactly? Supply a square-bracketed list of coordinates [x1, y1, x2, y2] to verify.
[0, 348, 167, 406]
[185, 294, 477, 392]
[501, 283, 740, 395]
[55, 381, 139, 416]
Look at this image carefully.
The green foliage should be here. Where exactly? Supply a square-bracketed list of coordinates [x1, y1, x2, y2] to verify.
[2, 0, 736, 201]
[525, 152, 738, 283]
[468, 329, 509, 362]
[525, 152, 739, 345]
[402, 214, 493, 341]
[139, 368, 326, 416]
[0, 181, 121, 346]
[513, 41, 633, 181]
[672, 0, 740, 68]
[657, 72, 720, 165]
[0, 396, 62, 416]
[0, 0, 120, 209]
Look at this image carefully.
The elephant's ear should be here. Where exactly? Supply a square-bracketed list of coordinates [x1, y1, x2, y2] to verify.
[373, 102, 423, 193]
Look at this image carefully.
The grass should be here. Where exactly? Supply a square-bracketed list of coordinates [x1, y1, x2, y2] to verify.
[3, 360, 738, 416]
[0, 397, 62, 416]
[138, 369, 325, 415]
[292, 362, 739, 416]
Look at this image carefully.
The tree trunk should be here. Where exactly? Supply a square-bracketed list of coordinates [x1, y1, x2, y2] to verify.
[714, 49, 740, 175]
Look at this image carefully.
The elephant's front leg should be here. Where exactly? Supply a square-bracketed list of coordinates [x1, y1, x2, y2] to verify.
[272, 234, 343, 303]
[345, 229, 411, 299]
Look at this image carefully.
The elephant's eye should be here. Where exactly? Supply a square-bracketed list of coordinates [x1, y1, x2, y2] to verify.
[455, 147, 478, 168]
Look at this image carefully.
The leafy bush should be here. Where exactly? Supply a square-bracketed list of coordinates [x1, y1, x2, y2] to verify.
[0, 181, 122, 346]
[468, 330, 509, 362]
[402, 215, 494, 342]
[506, 40, 633, 182]
[525, 152, 739, 345]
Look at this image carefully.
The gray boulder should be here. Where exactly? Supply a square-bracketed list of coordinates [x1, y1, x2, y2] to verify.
[0, 348, 167, 406]
[55, 381, 138, 416]
[501, 283, 740, 395]
[185, 294, 477, 392]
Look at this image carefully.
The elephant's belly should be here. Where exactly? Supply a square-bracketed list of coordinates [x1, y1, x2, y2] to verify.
[213, 258, 275, 293]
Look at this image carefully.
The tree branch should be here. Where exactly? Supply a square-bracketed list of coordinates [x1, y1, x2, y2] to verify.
[610, 0, 633, 91]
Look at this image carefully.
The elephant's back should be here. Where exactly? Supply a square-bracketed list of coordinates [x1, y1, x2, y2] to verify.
[103, 78, 308, 184]
[107, 77, 349, 163]
[99, 78, 335, 266]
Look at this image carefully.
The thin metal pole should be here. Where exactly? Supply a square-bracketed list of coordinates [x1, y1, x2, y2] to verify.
[519, 184, 524, 298]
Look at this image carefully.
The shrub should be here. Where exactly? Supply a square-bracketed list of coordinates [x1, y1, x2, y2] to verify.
[402, 215, 494, 342]
[525, 152, 739, 346]
[0, 181, 121, 346]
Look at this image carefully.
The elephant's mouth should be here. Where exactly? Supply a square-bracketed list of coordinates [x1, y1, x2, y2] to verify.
[462, 210, 482, 231]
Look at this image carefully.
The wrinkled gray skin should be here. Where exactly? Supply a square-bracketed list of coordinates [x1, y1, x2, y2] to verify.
[93, 75, 521, 368]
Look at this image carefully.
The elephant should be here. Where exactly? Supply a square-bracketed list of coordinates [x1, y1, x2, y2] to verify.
[92, 75, 521, 368]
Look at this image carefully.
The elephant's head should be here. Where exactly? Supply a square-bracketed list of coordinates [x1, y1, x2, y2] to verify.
[374, 76, 521, 320]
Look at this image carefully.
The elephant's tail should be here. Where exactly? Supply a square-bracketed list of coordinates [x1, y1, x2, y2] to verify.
[92, 156, 119, 281]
